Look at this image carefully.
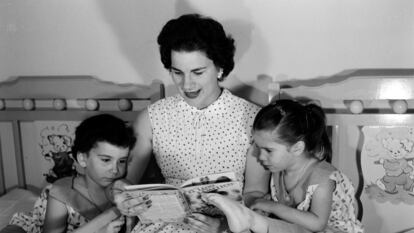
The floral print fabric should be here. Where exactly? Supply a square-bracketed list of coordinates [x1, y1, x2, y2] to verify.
[9, 183, 88, 233]
[270, 171, 364, 233]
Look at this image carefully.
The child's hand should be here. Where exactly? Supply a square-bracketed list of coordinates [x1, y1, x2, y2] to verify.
[250, 198, 276, 214]
[184, 213, 223, 233]
[107, 179, 130, 203]
[111, 180, 152, 216]
[103, 216, 125, 233]
[114, 193, 152, 217]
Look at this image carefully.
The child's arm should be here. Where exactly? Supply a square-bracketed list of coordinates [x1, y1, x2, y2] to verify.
[43, 196, 69, 233]
[103, 215, 126, 233]
[251, 179, 335, 232]
[72, 207, 122, 233]
[202, 193, 312, 233]
[243, 144, 270, 207]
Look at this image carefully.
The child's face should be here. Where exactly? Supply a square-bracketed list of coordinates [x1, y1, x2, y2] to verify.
[253, 130, 293, 173]
[83, 141, 129, 187]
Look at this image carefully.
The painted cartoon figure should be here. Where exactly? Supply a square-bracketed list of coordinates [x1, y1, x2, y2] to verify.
[39, 124, 76, 183]
[375, 137, 414, 194]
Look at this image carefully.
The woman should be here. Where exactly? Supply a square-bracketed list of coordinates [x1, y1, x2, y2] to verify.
[114, 14, 268, 233]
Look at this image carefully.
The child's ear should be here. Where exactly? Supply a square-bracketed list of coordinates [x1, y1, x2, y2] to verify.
[77, 153, 87, 168]
[290, 141, 305, 155]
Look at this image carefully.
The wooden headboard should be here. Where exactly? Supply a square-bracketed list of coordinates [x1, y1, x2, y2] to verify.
[270, 72, 414, 233]
[0, 76, 165, 195]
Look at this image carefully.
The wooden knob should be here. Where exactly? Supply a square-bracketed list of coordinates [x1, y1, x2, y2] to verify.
[392, 100, 408, 114]
[118, 99, 132, 111]
[349, 100, 363, 114]
[85, 99, 99, 111]
[53, 99, 67, 110]
[0, 99, 5, 110]
[23, 99, 35, 110]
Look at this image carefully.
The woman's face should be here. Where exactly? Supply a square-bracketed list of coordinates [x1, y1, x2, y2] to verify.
[170, 50, 222, 109]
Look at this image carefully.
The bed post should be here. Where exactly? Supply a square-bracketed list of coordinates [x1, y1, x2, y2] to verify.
[0, 139, 5, 195]
[11, 120, 26, 189]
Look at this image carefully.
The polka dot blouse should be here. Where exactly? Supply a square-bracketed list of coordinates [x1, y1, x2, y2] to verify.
[148, 89, 260, 186]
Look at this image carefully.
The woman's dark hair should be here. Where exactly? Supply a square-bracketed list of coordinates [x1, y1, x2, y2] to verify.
[157, 13, 236, 81]
[72, 114, 137, 160]
[253, 99, 331, 161]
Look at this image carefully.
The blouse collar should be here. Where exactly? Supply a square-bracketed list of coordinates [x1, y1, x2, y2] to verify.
[178, 88, 230, 115]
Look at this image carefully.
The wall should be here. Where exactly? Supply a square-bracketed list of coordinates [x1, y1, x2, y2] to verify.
[1, 0, 413, 105]
[1, 1, 414, 231]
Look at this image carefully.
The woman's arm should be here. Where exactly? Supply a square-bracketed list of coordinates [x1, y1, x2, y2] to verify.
[126, 108, 154, 184]
[243, 144, 270, 207]
[43, 196, 69, 233]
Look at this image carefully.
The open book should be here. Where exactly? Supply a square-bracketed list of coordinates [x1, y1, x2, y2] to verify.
[123, 171, 243, 223]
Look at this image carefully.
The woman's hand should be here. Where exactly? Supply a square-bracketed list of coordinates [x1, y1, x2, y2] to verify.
[111, 180, 152, 216]
[184, 213, 225, 233]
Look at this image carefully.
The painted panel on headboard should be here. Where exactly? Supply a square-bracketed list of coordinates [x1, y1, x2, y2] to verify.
[25, 121, 79, 189]
[361, 126, 414, 232]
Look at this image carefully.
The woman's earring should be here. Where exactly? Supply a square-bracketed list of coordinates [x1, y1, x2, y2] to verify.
[217, 69, 224, 80]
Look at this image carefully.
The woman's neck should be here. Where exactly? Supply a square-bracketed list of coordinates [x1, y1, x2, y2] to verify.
[197, 88, 223, 110]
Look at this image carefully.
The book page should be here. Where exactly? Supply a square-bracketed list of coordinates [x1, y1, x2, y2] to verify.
[183, 181, 243, 216]
[180, 171, 237, 188]
[121, 172, 243, 222]
[125, 189, 190, 223]
[124, 183, 177, 191]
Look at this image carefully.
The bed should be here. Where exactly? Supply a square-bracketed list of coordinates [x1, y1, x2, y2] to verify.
[270, 70, 414, 233]
[2, 72, 414, 233]
[0, 76, 165, 230]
